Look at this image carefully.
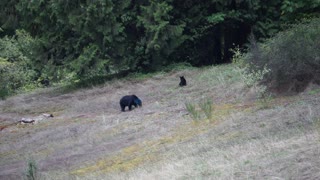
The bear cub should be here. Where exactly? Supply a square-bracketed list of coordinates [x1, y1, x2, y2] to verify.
[120, 95, 142, 112]
[179, 76, 187, 86]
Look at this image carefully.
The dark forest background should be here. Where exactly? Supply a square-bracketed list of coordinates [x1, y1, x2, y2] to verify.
[0, 0, 319, 97]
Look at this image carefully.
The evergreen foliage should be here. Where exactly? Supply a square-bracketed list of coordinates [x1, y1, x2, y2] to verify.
[0, 0, 319, 96]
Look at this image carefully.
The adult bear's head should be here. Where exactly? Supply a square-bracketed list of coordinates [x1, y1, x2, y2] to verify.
[132, 95, 142, 107]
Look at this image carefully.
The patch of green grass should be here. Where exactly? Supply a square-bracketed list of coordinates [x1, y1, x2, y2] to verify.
[199, 99, 213, 120]
[162, 62, 193, 72]
[185, 102, 201, 121]
[259, 123, 266, 128]
[244, 160, 251, 165]
[128, 71, 160, 81]
[58, 70, 134, 93]
[257, 94, 273, 109]
[308, 88, 320, 95]
[24, 159, 38, 180]
[197, 64, 243, 87]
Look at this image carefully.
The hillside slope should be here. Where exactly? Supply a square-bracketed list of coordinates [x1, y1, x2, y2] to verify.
[1, 64, 320, 179]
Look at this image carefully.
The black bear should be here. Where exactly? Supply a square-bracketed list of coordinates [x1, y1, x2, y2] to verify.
[40, 79, 50, 87]
[179, 76, 187, 86]
[120, 95, 142, 112]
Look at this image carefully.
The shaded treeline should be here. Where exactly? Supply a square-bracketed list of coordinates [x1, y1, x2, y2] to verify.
[0, 0, 319, 82]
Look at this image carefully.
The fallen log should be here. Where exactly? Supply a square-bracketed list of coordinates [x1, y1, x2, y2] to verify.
[18, 118, 35, 124]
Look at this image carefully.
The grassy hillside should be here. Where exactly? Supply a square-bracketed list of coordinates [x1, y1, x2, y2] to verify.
[1, 64, 320, 179]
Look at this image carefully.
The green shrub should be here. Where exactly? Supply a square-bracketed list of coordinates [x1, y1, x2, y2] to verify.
[0, 58, 37, 99]
[244, 18, 320, 93]
[0, 30, 40, 98]
[232, 46, 270, 99]
[232, 46, 269, 87]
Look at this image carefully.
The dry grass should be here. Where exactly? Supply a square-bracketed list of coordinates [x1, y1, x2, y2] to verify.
[1, 64, 320, 179]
